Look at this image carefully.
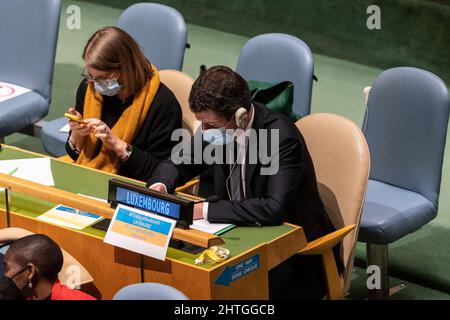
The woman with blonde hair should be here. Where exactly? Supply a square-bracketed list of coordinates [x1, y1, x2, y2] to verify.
[65, 27, 182, 181]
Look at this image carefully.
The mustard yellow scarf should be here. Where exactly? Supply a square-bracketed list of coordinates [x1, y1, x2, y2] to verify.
[76, 66, 160, 173]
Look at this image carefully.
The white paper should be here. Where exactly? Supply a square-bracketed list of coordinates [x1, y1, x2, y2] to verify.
[36, 205, 103, 230]
[59, 124, 70, 133]
[0, 158, 55, 187]
[0, 82, 31, 103]
[191, 219, 234, 235]
[104, 204, 176, 261]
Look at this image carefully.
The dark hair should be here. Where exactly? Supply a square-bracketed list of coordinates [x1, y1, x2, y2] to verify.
[8, 234, 63, 282]
[189, 66, 251, 119]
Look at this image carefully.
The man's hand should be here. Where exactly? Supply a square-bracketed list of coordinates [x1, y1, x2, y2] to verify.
[149, 183, 167, 194]
[193, 202, 204, 220]
[149, 184, 204, 219]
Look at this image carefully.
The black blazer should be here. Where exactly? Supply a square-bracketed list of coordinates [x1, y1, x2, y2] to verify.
[148, 103, 333, 240]
[148, 103, 340, 299]
[66, 79, 182, 182]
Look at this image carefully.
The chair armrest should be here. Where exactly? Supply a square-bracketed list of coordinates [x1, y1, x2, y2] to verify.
[175, 179, 200, 193]
[298, 225, 356, 255]
[363, 86, 372, 107]
[0, 227, 34, 243]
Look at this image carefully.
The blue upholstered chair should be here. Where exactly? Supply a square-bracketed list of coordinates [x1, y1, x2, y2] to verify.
[113, 283, 189, 300]
[358, 67, 450, 299]
[41, 117, 68, 157]
[236, 33, 314, 117]
[117, 3, 188, 71]
[41, 2, 188, 157]
[0, 0, 61, 140]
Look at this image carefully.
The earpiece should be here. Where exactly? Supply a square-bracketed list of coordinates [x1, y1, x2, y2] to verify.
[225, 105, 250, 200]
[235, 107, 248, 129]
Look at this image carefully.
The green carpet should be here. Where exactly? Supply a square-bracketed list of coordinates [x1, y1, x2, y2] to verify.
[83, 0, 450, 85]
[349, 266, 450, 300]
[3, 0, 450, 299]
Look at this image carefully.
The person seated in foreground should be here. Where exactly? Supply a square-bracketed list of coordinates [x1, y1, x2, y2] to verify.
[0, 234, 96, 300]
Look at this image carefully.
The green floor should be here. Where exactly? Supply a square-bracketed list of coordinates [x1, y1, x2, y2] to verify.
[349, 266, 450, 300]
[4, 0, 450, 299]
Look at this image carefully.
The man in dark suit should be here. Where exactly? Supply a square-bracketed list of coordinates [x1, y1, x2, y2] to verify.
[148, 66, 339, 299]
[0, 252, 5, 276]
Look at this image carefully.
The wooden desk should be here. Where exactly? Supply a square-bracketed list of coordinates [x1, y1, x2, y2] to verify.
[0, 144, 307, 299]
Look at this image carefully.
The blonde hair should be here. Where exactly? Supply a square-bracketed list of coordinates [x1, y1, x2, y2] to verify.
[83, 26, 153, 97]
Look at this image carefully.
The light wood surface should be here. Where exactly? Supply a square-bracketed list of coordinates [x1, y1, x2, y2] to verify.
[0, 172, 115, 218]
[322, 249, 344, 300]
[299, 225, 355, 255]
[0, 172, 223, 248]
[5, 212, 141, 299]
[0, 144, 307, 300]
[299, 225, 356, 300]
[266, 223, 307, 270]
[209, 244, 269, 300]
[2, 209, 272, 300]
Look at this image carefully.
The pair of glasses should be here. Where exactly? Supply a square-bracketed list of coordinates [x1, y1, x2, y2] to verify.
[81, 69, 119, 82]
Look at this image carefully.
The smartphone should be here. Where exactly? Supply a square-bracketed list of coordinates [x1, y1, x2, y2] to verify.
[64, 112, 85, 124]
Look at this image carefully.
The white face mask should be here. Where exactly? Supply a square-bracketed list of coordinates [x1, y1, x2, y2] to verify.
[94, 78, 122, 96]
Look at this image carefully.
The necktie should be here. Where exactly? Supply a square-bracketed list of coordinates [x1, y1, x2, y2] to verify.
[229, 140, 244, 200]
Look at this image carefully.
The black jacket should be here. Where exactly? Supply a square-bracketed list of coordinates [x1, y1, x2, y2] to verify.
[66, 79, 182, 181]
[148, 103, 340, 299]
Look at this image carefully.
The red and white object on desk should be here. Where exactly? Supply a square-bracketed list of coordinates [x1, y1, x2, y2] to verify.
[0, 82, 31, 103]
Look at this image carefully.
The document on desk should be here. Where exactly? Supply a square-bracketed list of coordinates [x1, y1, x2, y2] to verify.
[37, 205, 103, 230]
[0, 82, 31, 103]
[104, 204, 176, 261]
[0, 158, 55, 190]
[59, 123, 70, 133]
[191, 219, 235, 235]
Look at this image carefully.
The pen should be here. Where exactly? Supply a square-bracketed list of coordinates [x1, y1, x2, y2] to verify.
[7, 167, 19, 176]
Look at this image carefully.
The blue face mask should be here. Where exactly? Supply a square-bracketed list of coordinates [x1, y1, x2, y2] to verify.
[202, 128, 233, 145]
[202, 116, 235, 145]
[94, 79, 122, 96]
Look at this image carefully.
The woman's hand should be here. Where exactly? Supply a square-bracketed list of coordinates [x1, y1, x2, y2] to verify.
[84, 118, 128, 156]
[67, 108, 90, 151]
[67, 108, 90, 137]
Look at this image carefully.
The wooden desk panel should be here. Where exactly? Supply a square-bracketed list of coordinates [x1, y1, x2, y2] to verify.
[142, 244, 269, 300]
[0, 207, 305, 300]
[208, 244, 269, 300]
[0, 144, 307, 300]
[2, 211, 141, 300]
